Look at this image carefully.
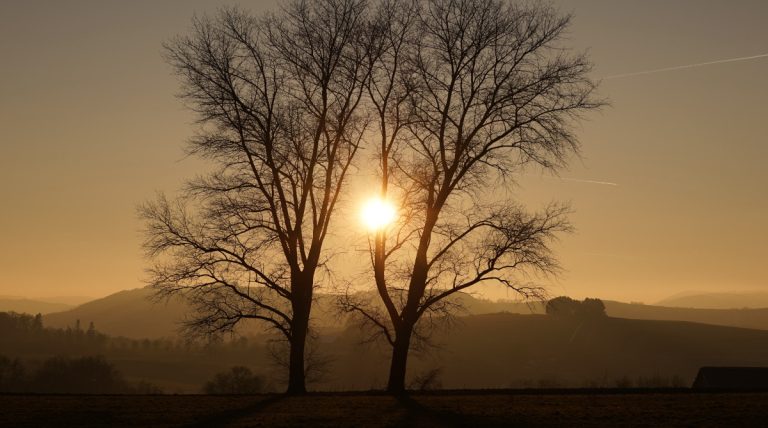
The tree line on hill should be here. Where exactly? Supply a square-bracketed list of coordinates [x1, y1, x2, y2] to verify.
[0, 312, 159, 393]
[0, 311, 108, 355]
[1, 311, 266, 359]
[0, 311, 272, 393]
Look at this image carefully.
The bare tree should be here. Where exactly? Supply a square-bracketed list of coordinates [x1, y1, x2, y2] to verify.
[140, 0, 371, 394]
[341, 0, 602, 393]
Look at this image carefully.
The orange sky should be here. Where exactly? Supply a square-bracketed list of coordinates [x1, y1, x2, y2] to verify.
[1, 0, 767, 303]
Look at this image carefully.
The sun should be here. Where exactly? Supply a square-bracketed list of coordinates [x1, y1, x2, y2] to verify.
[360, 197, 397, 231]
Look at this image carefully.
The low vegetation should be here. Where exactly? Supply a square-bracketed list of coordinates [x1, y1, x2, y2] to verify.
[203, 366, 265, 395]
[0, 354, 160, 394]
[0, 311, 272, 393]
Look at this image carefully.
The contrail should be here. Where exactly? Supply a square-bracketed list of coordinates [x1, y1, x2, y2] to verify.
[525, 174, 619, 186]
[560, 177, 619, 186]
[604, 53, 768, 80]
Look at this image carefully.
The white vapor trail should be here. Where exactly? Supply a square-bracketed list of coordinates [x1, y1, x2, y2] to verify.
[604, 53, 768, 80]
[560, 177, 619, 186]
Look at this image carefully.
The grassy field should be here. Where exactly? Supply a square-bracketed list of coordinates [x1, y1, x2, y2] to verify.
[1, 390, 767, 427]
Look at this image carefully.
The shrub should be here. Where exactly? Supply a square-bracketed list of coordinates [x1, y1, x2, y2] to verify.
[408, 368, 443, 391]
[204, 366, 264, 394]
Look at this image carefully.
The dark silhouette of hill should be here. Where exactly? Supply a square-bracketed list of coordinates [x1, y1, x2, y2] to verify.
[0, 298, 73, 315]
[656, 291, 768, 309]
[12, 306, 768, 392]
[325, 313, 768, 390]
[41, 288, 768, 339]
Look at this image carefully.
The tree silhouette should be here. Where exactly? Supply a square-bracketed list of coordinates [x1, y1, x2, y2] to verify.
[546, 296, 606, 319]
[341, 0, 601, 393]
[33, 313, 42, 331]
[545, 296, 580, 317]
[141, 1, 372, 394]
[581, 298, 607, 318]
[0, 355, 26, 393]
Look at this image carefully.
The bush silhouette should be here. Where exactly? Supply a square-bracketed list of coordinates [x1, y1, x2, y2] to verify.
[408, 368, 443, 391]
[204, 366, 264, 394]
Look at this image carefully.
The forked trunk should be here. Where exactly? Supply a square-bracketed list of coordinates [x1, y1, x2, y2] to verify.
[386, 228, 432, 394]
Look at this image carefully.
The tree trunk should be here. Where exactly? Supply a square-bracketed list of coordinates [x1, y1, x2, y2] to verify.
[286, 323, 307, 394]
[387, 323, 413, 394]
[286, 276, 312, 395]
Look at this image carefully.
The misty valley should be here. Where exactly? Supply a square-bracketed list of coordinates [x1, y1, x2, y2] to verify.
[3, 289, 768, 394]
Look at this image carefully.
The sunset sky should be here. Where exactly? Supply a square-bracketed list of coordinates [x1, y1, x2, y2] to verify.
[1, 0, 767, 303]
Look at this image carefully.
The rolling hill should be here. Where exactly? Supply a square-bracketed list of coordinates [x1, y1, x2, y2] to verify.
[43, 288, 191, 339]
[458, 298, 768, 332]
[40, 288, 768, 339]
[0, 297, 73, 315]
[656, 291, 768, 309]
[34, 288, 768, 391]
[603, 301, 768, 331]
[21, 308, 768, 392]
[324, 312, 768, 390]
[41, 288, 351, 339]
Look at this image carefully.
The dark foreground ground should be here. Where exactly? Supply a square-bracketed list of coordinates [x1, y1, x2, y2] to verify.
[2, 390, 767, 427]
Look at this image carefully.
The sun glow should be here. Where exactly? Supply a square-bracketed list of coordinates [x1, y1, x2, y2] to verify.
[360, 197, 397, 231]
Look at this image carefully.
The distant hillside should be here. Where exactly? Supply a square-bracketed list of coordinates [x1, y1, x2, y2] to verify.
[44, 289, 191, 339]
[439, 296, 768, 332]
[42, 288, 352, 339]
[39, 295, 96, 306]
[0, 298, 72, 315]
[456, 297, 768, 331]
[656, 292, 768, 309]
[40, 288, 545, 339]
[604, 301, 768, 331]
[19, 309, 768, 391]
[325, 313, 768, 390]
[41, 288, 768, 339]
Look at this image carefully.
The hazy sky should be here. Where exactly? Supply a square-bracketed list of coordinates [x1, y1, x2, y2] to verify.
[1, 0, 767, 303]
